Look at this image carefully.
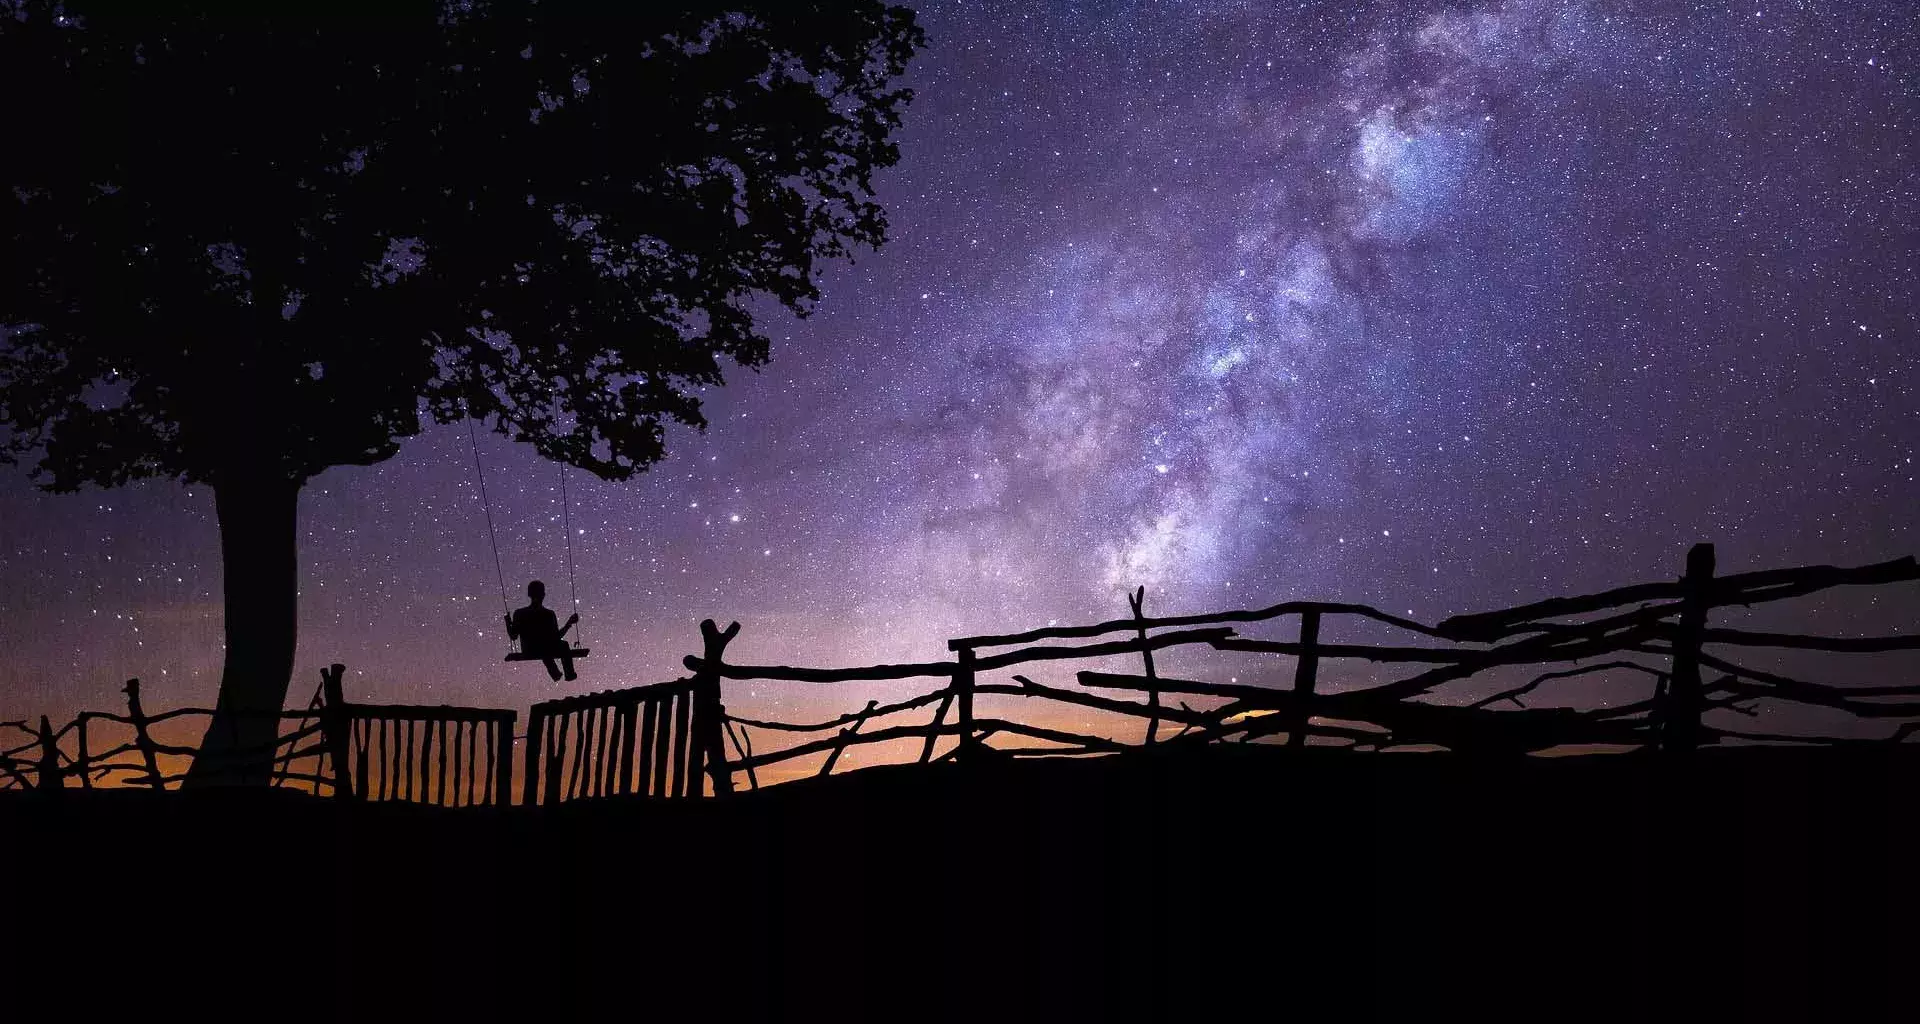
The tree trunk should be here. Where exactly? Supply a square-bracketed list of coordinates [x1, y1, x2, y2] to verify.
[182, 474, 302, 788]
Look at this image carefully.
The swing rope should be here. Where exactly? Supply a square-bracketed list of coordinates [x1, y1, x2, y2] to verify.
[560, 460, 583, 648]
[467, 417, 512, 622]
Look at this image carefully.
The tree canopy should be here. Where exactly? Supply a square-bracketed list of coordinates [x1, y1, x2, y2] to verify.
[0, 0, 924, 488]
[0, 0, 923, 785]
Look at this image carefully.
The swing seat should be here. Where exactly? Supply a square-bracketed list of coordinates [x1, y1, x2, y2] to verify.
[504, 648, 590, 663]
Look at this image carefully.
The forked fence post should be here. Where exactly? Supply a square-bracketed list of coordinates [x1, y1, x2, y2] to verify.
[1660, 543, 1715, 753]
[123, 679, 165, 790]
[1129, 586, 1160, 746]
[694, 619, 741, 797]
[319, 663, 353, 801]
[1287, 610, 1322, 749]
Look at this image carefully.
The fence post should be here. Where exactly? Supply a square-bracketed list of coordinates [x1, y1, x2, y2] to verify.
[956, 647, 978, 761]
[693, 619, 741, 797]
[1287, 610, 1322, 749]
[123, 679, 165, 790]
[75, 715, 92, 789]
[1129, 586, 1160, 746]
[319, 664, 353, 801]
[35, 715, 61, 793]
[1660, 543, 1714, 753]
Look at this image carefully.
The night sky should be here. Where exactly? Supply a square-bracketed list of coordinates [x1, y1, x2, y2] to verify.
[2, 0, 1915, 732]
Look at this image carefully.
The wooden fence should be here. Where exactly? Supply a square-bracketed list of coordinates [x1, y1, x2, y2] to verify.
[326, 665, 517, 808]
[698, 543, 1920, 784]
[6, 544, 1918, 801]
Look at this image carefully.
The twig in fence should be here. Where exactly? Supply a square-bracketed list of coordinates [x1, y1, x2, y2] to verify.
[723, 719, 759, 791]
[1695, 651, 1920, 716]
[919, 689, 954, 765]
[1468, 661, 1668, 710]
[819, 700, 879, 778]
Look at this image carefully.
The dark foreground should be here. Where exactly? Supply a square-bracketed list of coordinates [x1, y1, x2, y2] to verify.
[11, 746, 1919, 1021]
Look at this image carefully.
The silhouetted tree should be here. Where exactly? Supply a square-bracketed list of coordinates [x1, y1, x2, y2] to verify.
[0, 1, 923, 785]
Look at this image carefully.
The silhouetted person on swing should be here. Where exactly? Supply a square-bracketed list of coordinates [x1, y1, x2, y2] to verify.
[507, 580, 579, 682]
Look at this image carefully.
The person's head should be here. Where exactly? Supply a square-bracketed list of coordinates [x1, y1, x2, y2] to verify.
[527, 580, 546, 604]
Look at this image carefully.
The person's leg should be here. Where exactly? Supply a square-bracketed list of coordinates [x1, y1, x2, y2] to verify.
[560, 652, 577, 682]
[541, 656, 562, 682]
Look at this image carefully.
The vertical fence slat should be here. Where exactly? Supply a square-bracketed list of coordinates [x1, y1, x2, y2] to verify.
[641, 698, 660, 797]
[616, 700, 637, 796]
[495, 713, 514, 806]
[652, 697, 673, 797]
[608, 704, 623, 796]
[596, 703, 614, 797]
[434, 719, 447, 805]
[376, 718, 390, 801]
[548, 711, 571, 806]
[567, 709, 588, 801]
[483, 720, 498, 806]
[522, 710, 544, 807]
[355, 719, 370, 800]
[672, 688, 693, 798]
[460, 721, 473, 807]
[420, 717, 434, 803]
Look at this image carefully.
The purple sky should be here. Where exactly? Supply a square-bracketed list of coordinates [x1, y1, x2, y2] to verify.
[3, 0, 1915, 731]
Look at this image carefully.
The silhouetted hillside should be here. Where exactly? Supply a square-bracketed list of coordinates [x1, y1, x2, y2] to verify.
[10, 745, 1917, 1021]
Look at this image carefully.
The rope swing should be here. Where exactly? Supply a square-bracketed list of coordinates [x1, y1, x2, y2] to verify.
[466, 418, 591, 665]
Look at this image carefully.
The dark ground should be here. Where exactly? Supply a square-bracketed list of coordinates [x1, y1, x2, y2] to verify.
[9, 746, 1918, 1021]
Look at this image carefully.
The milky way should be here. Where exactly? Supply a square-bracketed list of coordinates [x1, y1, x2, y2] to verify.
[2, 0, 1915, 725]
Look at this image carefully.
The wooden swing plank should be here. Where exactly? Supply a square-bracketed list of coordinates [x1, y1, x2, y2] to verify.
[504, 648, 591, 663]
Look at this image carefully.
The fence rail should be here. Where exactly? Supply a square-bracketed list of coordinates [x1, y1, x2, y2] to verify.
[5, 543, 1917, 801]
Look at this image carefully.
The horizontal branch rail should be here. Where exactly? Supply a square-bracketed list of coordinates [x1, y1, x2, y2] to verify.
[949, 601, 1450, 650]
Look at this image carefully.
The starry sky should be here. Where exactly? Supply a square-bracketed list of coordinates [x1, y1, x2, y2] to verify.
[2, 0, 1916, 733]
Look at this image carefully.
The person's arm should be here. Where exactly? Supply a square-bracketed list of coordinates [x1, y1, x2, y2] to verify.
[504, 612, 519, 640]
[560, 613, 579, 638]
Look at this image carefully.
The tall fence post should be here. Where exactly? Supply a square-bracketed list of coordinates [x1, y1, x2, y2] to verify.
[35, 715, 61, 793]
[123, 679, 165, 790]
[1660, 543, 1715, 752]
[693, 619, 741, 797]
[956, 647, 978, 760]
[1129, 586, 1160, 746]
[1287, 610, 1322, 749]
[319, 664, 353, 801]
